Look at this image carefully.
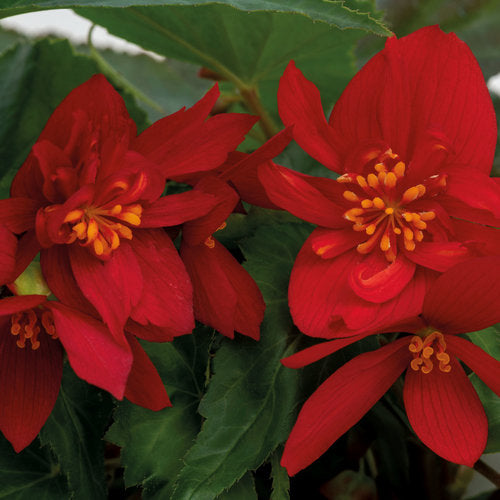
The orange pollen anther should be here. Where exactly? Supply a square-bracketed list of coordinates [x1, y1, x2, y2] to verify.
[338, 153, 436, 262]
[65, 202, 143, 258]
[10, 309, 57, 350]
[409, 331, 451, 374]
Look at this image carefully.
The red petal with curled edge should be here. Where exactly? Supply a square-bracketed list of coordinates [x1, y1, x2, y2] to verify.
[278, 61, 341, 172]
[181, 241, 264, 340]
[404, 241, 470, 272]
[445, 335, 500, 397]
[12, 230, 41, 283]
[281, 338, 410, 476]
[422, 257, 500, 334]
[282, 332, 371, 369]
[129, 229, 194, 336]
[125, 320, 176, 343]
[0, 317, 63, 452]
[336, 266, 435, 334]
[0, 198, 39, 234]
[69, 242, 143, 340]
[404, 356, 487, 467]
[0, 295, 47, 317]
[329, 26, 496, 174]
[310, 227, 363, 260]
[289, 234, 361, 338]
[124, 334, 171, 411]
[0, 226, 17, 285]
[258, 162, 347, 228]
[348, 252, 416, 303]
[182, 176, 240, 246]
[46, 302, 132, 399]
[140, 190, 217, 229]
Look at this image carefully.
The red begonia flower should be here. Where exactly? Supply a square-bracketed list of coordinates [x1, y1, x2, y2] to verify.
[172, 128, 293, 340]
[258, 26, 500, 338]
[280, 257, 500, 475]
[0, 287, 172, 452]
[0, 75, 259, 344]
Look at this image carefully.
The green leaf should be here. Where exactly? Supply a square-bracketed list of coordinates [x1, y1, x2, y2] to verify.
[38, 363, 113, 500]
[105, 328, 211, 498]
[217, 472, 257, 500]
[0, 1, 391, 36]
[75, 4, 382, 126]
[170, 223, 311, 500]
[270, 449, 290, 500]
[0, 436, 68, 499]
[0, 37, 148, 198]
[467, 324, 500, 453]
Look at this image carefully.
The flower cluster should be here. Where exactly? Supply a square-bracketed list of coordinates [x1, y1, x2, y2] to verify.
[0, 75, 289, 451]
[0, 24, 498, 477]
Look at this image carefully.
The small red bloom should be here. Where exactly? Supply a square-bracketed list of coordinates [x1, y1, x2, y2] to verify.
[259, 26, 500, 338]
[177, 128, 293, 339]
[280, 257, 500, 475]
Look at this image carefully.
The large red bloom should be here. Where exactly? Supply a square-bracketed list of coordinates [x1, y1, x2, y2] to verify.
[280, 257, 500, 475]
[0, 75, 257, 345]
[259, 26, 500, 338]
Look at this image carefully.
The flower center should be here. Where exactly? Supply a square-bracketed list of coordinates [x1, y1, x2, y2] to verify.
[10, 309, 58, 350]
[337, 149, 445, 262]
[408, 331, 451, 374]
[64, 202, 142, 258]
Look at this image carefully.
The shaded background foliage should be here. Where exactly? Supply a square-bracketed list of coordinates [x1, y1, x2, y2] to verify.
[0, 1, 498, 499]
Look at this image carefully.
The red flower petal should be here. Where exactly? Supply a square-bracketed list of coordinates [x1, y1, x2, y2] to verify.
[403, 356, 487, 466]
[423, 257, 500, 334]
[335, 267, 434, 334]
[0, 226, 17, 285]
[0, 295, 47, 317]
[452, 219, 500, 256]
[140, 190, 217, 228]
[129, 229, 194, 335]
[47, 302, 133, 399]
[310, 227, 364, 260]
[181, 241, 264, 340]
[329, 26, 496, 173]
[182, 176, 240, 246]
[0, 198, 39, 233]
[133, 84, 220, 159]
[281, 338, 410, 475]
[404, 241, 470, 272]
[445, 167, 500, 218]
[124, 334, 171, 411]
[0, 317, 63, 452]
[348, 253, 416, 303]
[258, 162, 346, 228]
[289, 237, 361, 338]
[446, 335, 500, 397]
[125, 320, 177, 343]
[281, 332, 370, 369]
[278, 61, 341, 172]
[69, 242, 143, 339]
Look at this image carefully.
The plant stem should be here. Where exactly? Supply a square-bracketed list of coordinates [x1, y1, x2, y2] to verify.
[239, 85, 280, 139]
[474, 459, 500, 488]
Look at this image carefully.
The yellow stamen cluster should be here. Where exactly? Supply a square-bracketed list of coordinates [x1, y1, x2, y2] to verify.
[64, 203, 143, 258]
[10, 309, 58, 350]
[337, 155, 436, 262]
[409, 331, 451, 374]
